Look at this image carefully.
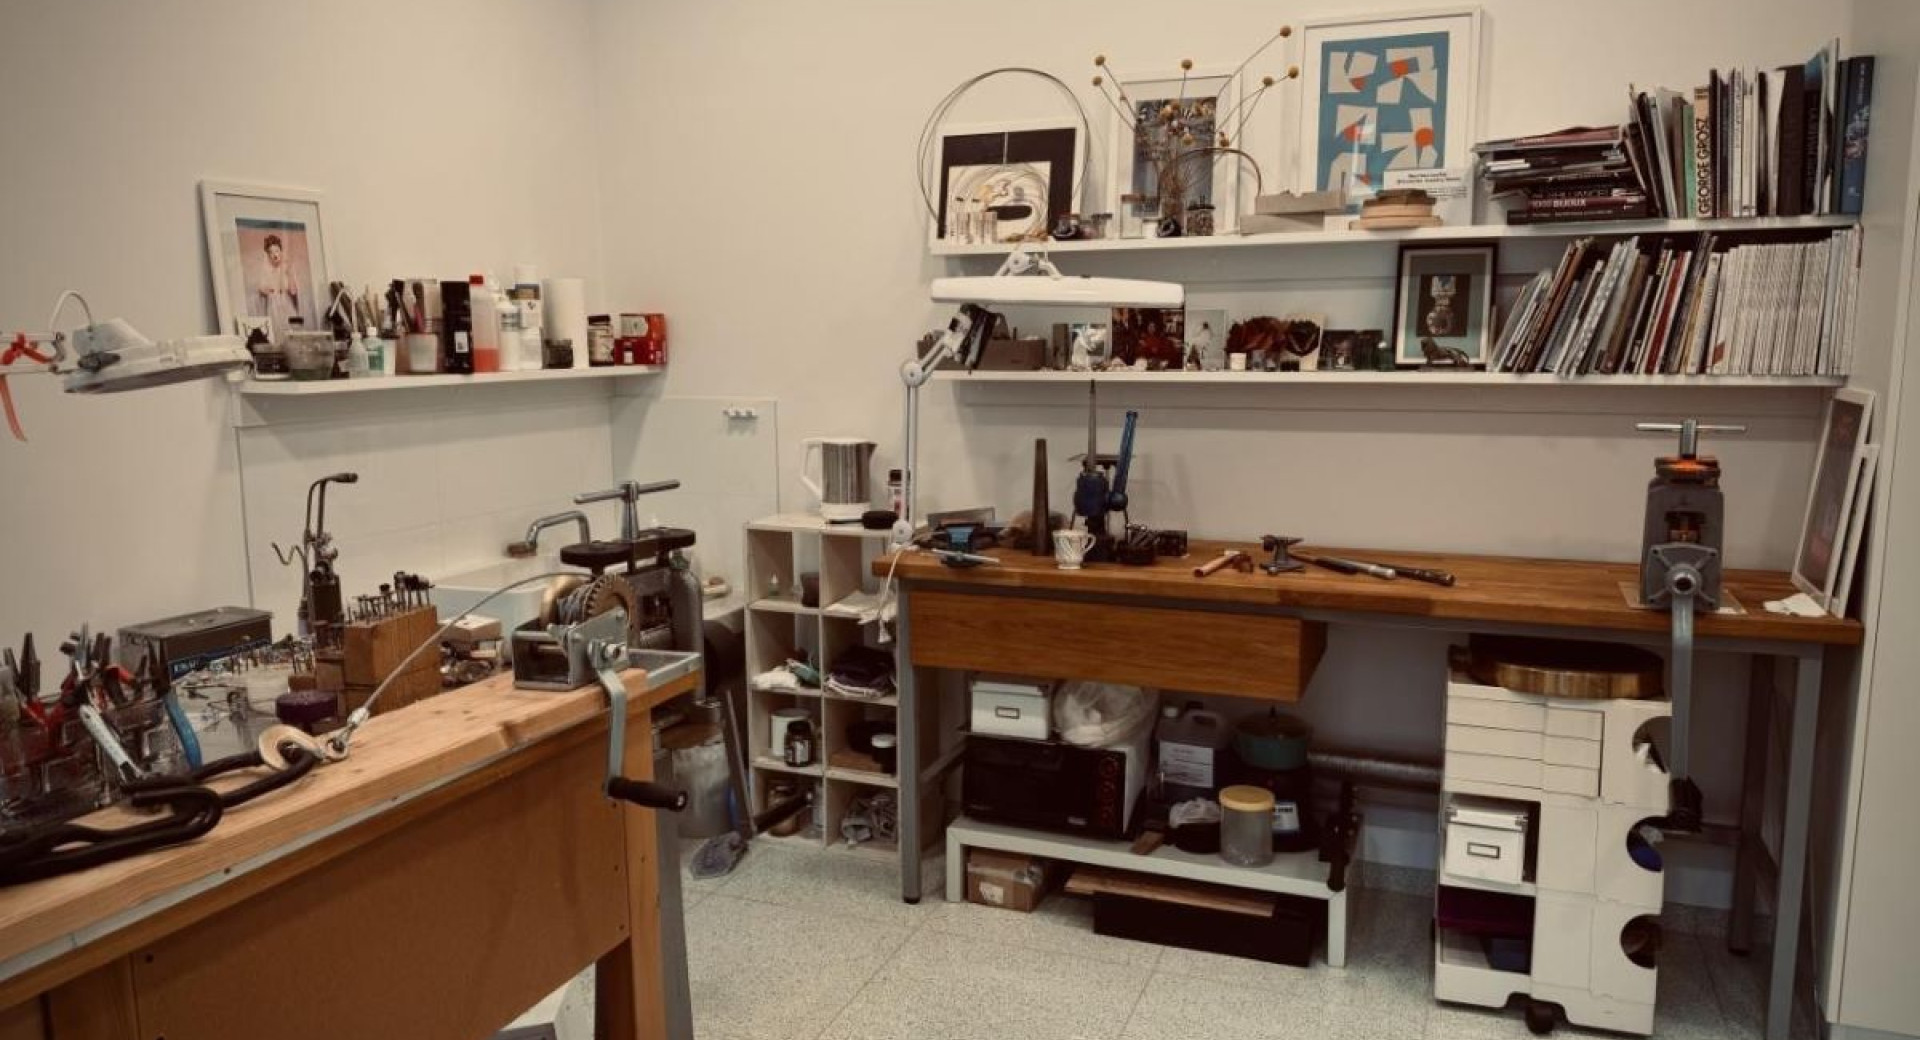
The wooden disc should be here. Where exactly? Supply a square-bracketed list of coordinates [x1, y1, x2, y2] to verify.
[1465, 634, 1664, 700]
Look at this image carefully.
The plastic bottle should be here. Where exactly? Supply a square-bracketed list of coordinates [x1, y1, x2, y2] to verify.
[345, 331, 371, 378]
[357, 325, 385, 377]
[496, 288, 522, 371]
[468, 274, 500, 373]
[1157, 702, 1230, 800]
[511, 265, 543, 370]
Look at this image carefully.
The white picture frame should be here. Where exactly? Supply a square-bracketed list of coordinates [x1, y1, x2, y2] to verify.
[1792, 387, 1875, 612]
[1393, 243, 1496, 365]
[928, 120, 1083, 247]
[1289, 7, 1485, 202]
[200, 180, 332, 341]
[1831, 444, 1880, 617]
[1106, 67, 1242, 235]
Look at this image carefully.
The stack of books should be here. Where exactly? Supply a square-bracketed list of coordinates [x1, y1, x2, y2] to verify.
[1490, 228, 1860, 377]
[1625, 42, 1872, 218]
[1475, 126, 1649, 225]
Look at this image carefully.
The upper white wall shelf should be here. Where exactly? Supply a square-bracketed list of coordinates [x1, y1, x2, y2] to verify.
[232, 366, 663, 396]
[930, 215, 1860, 257]
[933, 370, 1844, 388]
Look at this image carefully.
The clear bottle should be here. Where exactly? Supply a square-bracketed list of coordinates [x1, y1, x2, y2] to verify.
[345, 331, 371, 378]
[358, 325, 386, 377]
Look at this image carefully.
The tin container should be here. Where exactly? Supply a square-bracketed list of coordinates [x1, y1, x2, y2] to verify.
[587, 315, 615, 367]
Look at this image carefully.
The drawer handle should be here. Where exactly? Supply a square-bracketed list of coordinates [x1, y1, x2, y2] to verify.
[994, 706, 1022, 719]
[1466, 842, 1503, 860]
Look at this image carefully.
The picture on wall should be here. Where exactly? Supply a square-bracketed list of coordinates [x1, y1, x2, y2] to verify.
[933, 122, 1080, 243]
[1108, 70, 1241, 234]
[1393, 244, 1495, 366]
[1793, 388, 1876, 613]
[1293, 8, 1483, 203]
[201, 180, 331, 342]
[1111, 307, 1185, 368]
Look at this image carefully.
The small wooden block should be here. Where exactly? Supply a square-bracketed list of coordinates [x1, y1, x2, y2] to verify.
[1065, 865, 1275, 917]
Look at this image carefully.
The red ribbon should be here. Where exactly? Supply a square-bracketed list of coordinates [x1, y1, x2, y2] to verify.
[2, 333, 54, 442]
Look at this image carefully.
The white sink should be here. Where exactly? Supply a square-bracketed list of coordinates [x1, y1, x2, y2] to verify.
[431, 556, 576, 655]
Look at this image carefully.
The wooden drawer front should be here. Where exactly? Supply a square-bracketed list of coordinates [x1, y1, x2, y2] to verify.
[1447, 697, 1546, 733]
[1446, 724, 1543, 761]
[907, 590, 1325, 701]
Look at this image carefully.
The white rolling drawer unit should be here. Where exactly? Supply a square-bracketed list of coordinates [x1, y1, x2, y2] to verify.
[1434, 669, 1673, 1036]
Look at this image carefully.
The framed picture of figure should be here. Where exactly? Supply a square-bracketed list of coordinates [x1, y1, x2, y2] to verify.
[1393, 243, 1495, 365]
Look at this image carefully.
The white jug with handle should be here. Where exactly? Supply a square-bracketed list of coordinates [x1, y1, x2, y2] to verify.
[800, 437, 877, 522]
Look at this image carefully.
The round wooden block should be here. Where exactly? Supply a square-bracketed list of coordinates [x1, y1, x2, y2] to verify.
[1464, 634, 1664, 700]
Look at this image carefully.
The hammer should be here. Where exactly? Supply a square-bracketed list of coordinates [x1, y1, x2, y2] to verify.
[1193, 549, 1253, 578]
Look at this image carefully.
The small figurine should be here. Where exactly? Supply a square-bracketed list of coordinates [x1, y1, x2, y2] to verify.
[1419, 336, 1473, 368]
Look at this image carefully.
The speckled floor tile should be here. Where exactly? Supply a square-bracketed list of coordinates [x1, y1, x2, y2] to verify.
[1122, 970, 1427, 1040]
[718, 842, 930, 928]
[921, 893, 1164, 969]
[686, 894, 913, 1040]
[816, 927, 1153, 1040]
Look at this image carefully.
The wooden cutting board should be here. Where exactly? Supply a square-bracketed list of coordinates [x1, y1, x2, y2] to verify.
[1458, 635, 1665, 700]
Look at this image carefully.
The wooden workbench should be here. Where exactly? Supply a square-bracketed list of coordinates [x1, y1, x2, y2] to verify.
[879, 540, 1860, 1040]
[0, 665, 698, 1040]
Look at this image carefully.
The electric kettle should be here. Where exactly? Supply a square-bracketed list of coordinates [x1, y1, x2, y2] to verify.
[800, 437, 877, 522]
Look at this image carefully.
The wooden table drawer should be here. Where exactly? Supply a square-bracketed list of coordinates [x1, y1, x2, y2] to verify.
[907, 590, 1325, 701]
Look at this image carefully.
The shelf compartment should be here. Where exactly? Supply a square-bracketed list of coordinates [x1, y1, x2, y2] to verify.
[826, 766, 899, 788]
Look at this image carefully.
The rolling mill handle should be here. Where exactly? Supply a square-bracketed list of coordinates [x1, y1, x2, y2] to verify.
[575, 479, 681, 543]
[606, 777, 689, 811]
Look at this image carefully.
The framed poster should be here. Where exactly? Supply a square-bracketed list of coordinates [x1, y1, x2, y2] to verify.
[932, 121, 1081, 245]
[1793, 388, 1876, 612]
[1393, 244, 1495, 365]
[200, 180, 332, 342]
[1106, 68, 1241, 234]
[1293, 8, 1484, 203]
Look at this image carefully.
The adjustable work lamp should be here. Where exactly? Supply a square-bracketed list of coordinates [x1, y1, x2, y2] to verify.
[893, 249, 1183, 548]
[2, 291, 251, 440]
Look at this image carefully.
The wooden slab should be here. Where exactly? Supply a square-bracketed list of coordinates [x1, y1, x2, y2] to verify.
[131, 727, 628, 1040]
[1462, 635, 1665, 700]
[878, 541, 1863, 647]
[0, 666, 696, 995]
[1065, 865, 1275, 917]
[908, 589, 1325, 701]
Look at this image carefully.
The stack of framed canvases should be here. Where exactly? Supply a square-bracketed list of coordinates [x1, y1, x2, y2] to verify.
[1791, 388, 1879, 617]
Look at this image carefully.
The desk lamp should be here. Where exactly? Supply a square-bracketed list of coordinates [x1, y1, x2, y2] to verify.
[2, 291, 251, 440]
[894, 248, 1182, 548]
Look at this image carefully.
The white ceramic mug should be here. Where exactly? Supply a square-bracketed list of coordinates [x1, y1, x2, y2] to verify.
[1053, 529, 1096, 569]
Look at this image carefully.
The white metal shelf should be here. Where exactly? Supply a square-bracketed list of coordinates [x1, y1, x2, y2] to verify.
[948, 815, 1337, 897]
[932, 370, 1843, 388]
[233, 366, 663, 396]
[930, 214, 1859, 257]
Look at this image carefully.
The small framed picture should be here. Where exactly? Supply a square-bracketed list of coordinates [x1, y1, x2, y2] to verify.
[1107, 68, 1241, 235]
[1793, 388, 1876, 613]
[1111, 308, 1185, 368]
[1185, 309, 1229, 370]
[930, 121, 1081, 245]
[200, 180, 332, 342]
[1393, 244, 1496, 366]
[1322, 329, 1359, 370]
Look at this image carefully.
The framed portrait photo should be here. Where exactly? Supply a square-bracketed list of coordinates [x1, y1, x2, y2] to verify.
[931, 121, 1081, 245]
[1393, 244, 1495, 365]
[1107, 68, 1242, 235]
[1793, 388, 1876, 613]
[1292, 7, 1484, 204]
[201, 180, 332, 342]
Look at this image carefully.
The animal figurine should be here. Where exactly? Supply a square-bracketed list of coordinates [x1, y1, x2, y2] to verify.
[1419, 336, 1473, 368]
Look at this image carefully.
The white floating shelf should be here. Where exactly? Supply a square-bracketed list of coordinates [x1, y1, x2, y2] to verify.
[233, 366, 663, 396]
[930, 214, 1859, 257]
[932, 370, 1844, 388]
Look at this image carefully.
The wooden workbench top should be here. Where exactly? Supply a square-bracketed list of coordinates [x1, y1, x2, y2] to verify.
[876, 541, 1862, 647]
[0, 666, 697, 981]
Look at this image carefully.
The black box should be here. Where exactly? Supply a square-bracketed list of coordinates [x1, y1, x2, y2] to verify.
[1087, 889, 1321, 968]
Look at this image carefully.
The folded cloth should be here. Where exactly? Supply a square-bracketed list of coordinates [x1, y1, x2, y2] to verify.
[826, 646, 895, 699]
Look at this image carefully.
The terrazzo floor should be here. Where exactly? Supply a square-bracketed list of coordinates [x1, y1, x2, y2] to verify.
[678, 842, 1813, 1040]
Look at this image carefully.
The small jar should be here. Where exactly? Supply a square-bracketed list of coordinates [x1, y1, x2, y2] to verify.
[587, 315, 615, 367]
[1219, 785, 1276, 867]
[1118, 194, 1154, 239]
[1185, 202, 1216, 238]
[284, 332, 337, 382]
[1086, 213, 1114, 240]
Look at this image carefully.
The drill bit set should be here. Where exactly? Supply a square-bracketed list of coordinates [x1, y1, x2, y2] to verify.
[346, 572, 434, 623]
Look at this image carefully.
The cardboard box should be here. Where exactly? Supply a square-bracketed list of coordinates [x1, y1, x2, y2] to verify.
[965, 849, 1056, 912]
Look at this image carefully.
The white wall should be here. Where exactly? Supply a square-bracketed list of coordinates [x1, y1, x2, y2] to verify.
[590, 0, 1853, 895]
[0, 0, 608, 642]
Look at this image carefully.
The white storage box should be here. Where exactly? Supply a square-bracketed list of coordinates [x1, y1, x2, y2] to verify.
[970, 675, 1053, 740]
[1444, 796, 1530, 886]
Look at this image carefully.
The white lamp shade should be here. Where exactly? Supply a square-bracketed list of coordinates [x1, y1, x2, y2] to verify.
[930, 274, 1183, 308]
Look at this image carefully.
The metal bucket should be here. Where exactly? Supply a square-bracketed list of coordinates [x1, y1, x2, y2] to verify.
[662, 723, 731, 839]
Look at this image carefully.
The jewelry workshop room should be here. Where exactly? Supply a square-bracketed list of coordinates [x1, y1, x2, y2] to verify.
[4, 2, 1920, 1039]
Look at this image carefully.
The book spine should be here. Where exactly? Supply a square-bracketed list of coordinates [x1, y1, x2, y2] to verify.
[1777, 65, 1806, 217]
[1693, 86, 1715, 218]
[1839, 56, 1874, 215]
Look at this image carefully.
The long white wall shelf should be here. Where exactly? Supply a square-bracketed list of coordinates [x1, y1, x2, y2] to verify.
[933, 370, 1844, 387]
[930, 215, 1859, 257]
[233, 366, 663, 396]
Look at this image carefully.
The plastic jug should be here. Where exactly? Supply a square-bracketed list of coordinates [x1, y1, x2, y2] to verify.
[1157, 703, 1230, 799]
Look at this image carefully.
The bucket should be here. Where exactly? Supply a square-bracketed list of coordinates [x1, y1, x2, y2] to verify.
[663, 723, 731, 839]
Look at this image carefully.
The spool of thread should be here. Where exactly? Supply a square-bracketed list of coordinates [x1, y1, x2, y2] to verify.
[544, 278, 588, 370]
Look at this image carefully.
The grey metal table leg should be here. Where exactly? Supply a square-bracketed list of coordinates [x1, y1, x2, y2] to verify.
[895, 585, 923, 903]
[1766, 651, 1822, 1040]
[1729, 654, 1772, 956]
[654, 813, 695, 1040]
